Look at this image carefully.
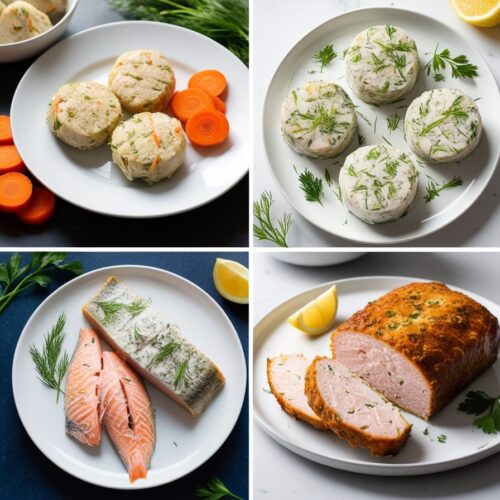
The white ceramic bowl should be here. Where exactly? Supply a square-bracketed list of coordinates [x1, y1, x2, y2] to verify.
[0, 0, 79, 63]
[272, 252, 366, 267]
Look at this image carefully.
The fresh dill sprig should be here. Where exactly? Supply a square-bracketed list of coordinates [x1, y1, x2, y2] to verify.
[253, 191, 293, 247]
[298, 168, 324, 205]
[109, 0, 249, 65]
[424, 176, 463, 202]
[313, 43, 337, 72]
[95, 299, 149, 325]
[149, 342, 180, 367]
[424, 43, 478, 81]
[386, 113, 400, 132]
[196, 476, 243, 499]
[29, 313, 69, 404]
[174, 360, 189, 389]
[419, 96, 467, 136]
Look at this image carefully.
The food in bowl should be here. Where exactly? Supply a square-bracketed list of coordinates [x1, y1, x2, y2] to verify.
[0, 0, 52, 44]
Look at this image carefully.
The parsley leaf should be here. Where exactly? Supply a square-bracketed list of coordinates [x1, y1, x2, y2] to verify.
[458, 390, 500, 434]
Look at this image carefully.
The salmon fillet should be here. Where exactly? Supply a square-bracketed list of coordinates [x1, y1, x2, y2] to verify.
[64, 328, 102, 447]
[83, 276, 225, 418]
[101, 351, 155, 483]
[305, 356, 411, 456]
[267, 354, 326, 429]
[331, 282, 500, 419]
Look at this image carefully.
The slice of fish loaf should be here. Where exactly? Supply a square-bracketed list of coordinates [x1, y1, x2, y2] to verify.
[267, 354, 326, 429]
[64, 328, 102, 447]
[101, 351, 155, 483]
[82, 276, 225, 417]
[331, 282, 500, 419]
[305, 356, 411, 456]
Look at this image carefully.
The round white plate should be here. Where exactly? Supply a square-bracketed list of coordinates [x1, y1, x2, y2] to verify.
[11, 21, 249, 218]
[263, 8, 500, 244]
[12, 265, 247, 489]
[254, 276, 500, 475]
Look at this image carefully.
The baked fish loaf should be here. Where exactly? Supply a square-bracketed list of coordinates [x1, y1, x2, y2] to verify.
[331, 282, 500, 419]
[305, 356, 411, 456]
[83, 276, 225, 417]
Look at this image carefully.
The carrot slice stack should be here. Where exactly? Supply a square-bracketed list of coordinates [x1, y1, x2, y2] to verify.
[186, 109, 229, 147]
[171, 88, 214, 122]
[0, 145, 25, 173]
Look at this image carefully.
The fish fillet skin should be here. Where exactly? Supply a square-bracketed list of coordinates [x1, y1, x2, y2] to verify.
[331, 282, 500, 419]
[305, 356, 412, 456]
[267, 354, 326, 429]
[101, 351, 155, 483]
[64, 328, 102, 447]
[83, 276, 225, 417]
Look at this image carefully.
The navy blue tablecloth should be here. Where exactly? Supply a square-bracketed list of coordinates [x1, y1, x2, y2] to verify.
[0, 252, 248, 499]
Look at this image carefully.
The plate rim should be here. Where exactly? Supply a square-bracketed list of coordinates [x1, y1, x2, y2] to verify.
[11, 20, 249, 219]
[12, 264, 247, 489]
[253, 274, 500, 476]
[262, 6, 500, 245]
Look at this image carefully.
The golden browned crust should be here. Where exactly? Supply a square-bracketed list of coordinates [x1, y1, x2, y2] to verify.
[331, 282, 500, 418]
[305, 357, 411, 456]
[266, 356, 327, 430]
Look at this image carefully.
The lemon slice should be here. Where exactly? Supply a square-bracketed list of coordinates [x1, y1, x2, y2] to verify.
[288, 285, 338, 336]
[213, 258, 249, 304]
[450, 0, 500, 27]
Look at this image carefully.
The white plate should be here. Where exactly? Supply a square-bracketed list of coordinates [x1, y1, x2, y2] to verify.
[263, 8, 500, 244]
[12, 265, 247, 489]
[254, 276, 500, 475]
[11, 21, 249, 218]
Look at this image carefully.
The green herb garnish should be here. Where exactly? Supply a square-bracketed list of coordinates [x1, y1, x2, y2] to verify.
[419, 96, 468, 137]
[29, 313, 69, 403]
[386, 113, 400, 132]
[0, 253, 83, 314]
[196, 476, 243, 499]
[253, 191, 293, 247]
[437, 434, 447, 443]
[324, 168, 333, 186]
[149, 342, 180, 367]
[174, 360, 189, 389]
[424, 176, 463, 203]
[298, 168, 324, 205]
[110, 0, 249, 65]
[95, 299, 149, 325]
[358, 133, 366, 146]
[458, 391, 500, 434]
[313, 43, 337, 72]
[424, 43, 478, 81]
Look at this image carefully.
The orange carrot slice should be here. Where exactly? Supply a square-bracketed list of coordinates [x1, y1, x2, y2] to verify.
[0, 116, 13, 145]
[0, 172, 33, 212]
[212, 95, 227, 114]
[171, 88, 214, 122]
[17, 186, 56, 225]
[188, 70, 227, 97]
[186, 109, 229, 147]
[0, 145, 25, 173]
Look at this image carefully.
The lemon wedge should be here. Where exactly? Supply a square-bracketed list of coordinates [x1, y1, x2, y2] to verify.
[213, 258, 249, 304]
[288, 285, 338, 336]
[450, 0, 500, 27]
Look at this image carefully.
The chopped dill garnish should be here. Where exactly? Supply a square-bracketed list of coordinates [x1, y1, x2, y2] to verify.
[358, 133, 366, 145]
[373, 116, 378, 134]
[313, 43, 337, 71]
[424, 176, 463, 202]
[356, 110, 372, 126]
[149, 342, 180, 367]
[298, 168, 324, 205]
[174, 360, 189, 389]
[382, 136, 392, 145]
[419, 96, 467, 136]
[324, 168, 333, 186]
[386, 113, 400, 132]
[95, 299, 149, 325]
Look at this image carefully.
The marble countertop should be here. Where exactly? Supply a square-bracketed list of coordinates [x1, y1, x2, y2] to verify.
[253, 0, 500, 247]
[252, 250, 500, 498]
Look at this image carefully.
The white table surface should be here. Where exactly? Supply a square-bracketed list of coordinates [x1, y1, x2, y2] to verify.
[253, 0, 500, 247]
[252, 251, 500, 499]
